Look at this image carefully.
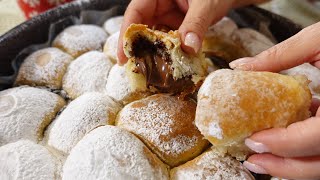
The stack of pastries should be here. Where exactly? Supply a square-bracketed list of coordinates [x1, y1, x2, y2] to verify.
[0, 15, 318, 180]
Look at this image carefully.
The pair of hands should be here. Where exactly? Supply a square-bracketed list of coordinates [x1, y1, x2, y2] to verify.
[117, 0, 320, 179]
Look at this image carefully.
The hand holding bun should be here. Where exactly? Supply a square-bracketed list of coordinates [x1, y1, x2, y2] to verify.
[196, 69, 312, 160]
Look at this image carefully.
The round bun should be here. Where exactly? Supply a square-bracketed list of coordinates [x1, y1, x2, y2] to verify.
[103, 31, 119, 63]
[103, 16, 123, 35]
[281, 63, 320, 96]
[0, 86, 66, 146]
[116, 94, 209, 167]
[106, 64, 152, 105]
[206, 17, 238, 37]
[0, 140, 58, 180]
[232, 28, 275, 56]
[170, 147, 254, 180]
[196, 69, 312, 160]
[47, 92, 122, 154]
[62, 125, 169, 180]
[15, 47, 73, 89]
[52, 25, 108, 58]
[62, 51, 114, 99]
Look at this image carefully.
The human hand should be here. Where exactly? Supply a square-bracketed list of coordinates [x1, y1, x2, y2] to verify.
[117, 0, 269, 65]
[230, 22, 320, 179]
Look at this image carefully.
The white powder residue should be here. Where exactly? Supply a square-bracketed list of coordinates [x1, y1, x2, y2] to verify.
[103, 16, 123, 35]
[0, 86, 65, 146]
[53, 24, 108, 57]
[62, 51, 114, 99]
[103, 31, 120, 63]
[47, 92, 122, 154]
[160, 135, 198, 156]
[0, 140, 58, 180]
[15, 47, 73, 89]
[209, 122, 223, 140]
[62, 126, 169, 180]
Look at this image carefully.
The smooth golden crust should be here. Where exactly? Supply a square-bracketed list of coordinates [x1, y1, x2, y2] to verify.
[123, 24, 207, 92]
[196, 69, 312, 160]
[15, 48, 73, 89]
[170, 148, 254, 180]
[116, 94, 209, 167]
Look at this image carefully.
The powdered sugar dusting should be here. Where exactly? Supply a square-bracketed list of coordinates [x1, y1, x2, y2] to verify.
[62, 126, 169, 180]
[0, 140, 58, 180]
[63, 51, 114, 99]
[0, 86, 65, 146]
[209, 122, 223, 140]
[117, 94, 207, 166]
[15, 47, 73, 89]
[53, 25, 108, 57]
[103, 31, 120, 63]
[170, 148, 253, 180]
[47, 92, 122, 154]
[103, 16, 123, 35]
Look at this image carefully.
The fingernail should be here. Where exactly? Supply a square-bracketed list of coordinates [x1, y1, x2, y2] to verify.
[243, 161, 268, 174]
[229, 58, 254, 70]
[245, 138, 270, 153]
[184, 32, 201, 53]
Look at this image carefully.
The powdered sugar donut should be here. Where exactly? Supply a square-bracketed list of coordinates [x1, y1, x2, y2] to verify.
[62, 125, 169, 180]
[47, 92, 122, 154]
[103, 16, 123, 35]
[281, 63, 320, 96]
[0, 140, 59, 180]
[15, 47, 73, 89]
[106, 64, 151, 105]
[62, 51, 114, 99]
[170, 148, 254, 180]
[53, 25, 108, 57]
[116, 94, 209, 167]
[103, 31, 119, 63]
[232, 28, 275, 56]
[0, 86, 66, 146]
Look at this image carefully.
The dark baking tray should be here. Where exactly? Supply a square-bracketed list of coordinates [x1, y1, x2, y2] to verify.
[0, 0, 304, 179]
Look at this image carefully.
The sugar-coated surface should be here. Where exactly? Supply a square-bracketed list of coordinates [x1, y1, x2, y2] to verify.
[103, 31, 120, 63]
[62, 125, 169, 180]
[0, 140, 58, 180]
[103, 16, 123, 35]
[63, 51, 114, 99]
[48, 92, 122, 154]
[53, 24, 108, 57]
[170, 148, 253, 180]
[15, 47, 73, 89]
[0, 86, 65, 146]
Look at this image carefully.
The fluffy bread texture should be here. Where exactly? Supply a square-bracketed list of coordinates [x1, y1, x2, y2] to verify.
[15, 47, 73, 89]
[116, 94, 209, 167]
[62, 125, 169, 180]
[0, 140, 59, 180]
[196, 69, 311, 160]
[123, 24, 207, 92]
[47, 92, 122, 154]
[0, 86, 66, 146]
[170, 147, 254, 180]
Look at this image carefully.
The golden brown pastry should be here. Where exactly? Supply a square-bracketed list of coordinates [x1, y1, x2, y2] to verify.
[123, 24, 207, 95]
[196, 69, 311, 160]
[15, 47, 73, 89]
[52, 25, 108, 58]
[170, 147, 254, 180]
[116, 94, 209, 167]
[62, 125, 169, 180]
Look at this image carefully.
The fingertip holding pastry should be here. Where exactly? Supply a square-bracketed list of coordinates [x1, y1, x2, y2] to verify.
[195, 69, 312, 160]
[183, 32, 201, 54]
[245, 138, 270, 154]
[243, 161, 268, 175]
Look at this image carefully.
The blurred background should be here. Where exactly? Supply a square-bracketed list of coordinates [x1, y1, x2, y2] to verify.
[0, 0, 320, 36]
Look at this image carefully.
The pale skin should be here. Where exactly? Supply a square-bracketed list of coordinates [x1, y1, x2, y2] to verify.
[117, 0, 320, 179]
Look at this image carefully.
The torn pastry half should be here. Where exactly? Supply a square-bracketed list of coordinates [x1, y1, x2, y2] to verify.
[123, 24, 208, 95]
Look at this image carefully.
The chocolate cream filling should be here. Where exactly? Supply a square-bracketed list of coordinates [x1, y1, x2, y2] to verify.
[131, 35, 195, 94]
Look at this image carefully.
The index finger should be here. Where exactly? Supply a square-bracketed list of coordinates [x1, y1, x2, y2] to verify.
[117, 0, 157, 65]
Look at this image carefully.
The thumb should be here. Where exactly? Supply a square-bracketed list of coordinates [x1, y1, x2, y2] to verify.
[178, 0, 233, 54]
[229, 22, 320, 72]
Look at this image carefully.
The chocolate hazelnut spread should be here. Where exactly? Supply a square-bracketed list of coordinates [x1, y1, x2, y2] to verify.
[131, 35, 195, 94]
